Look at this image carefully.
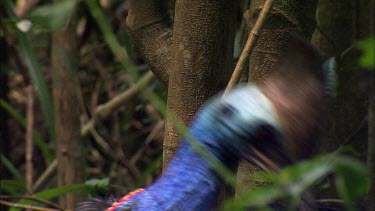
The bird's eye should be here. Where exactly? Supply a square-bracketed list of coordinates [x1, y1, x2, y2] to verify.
[246, 124, 291, 167]
[251, 124, 283, 150]
[218, 103, 237, 117]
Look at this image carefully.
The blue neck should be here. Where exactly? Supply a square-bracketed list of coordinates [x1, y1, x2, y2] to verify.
[116, 125, 240, 210]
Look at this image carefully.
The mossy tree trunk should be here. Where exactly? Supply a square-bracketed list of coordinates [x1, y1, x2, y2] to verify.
[127, 0, 237, 169]
[312, 0, 374, 209]
[52, 4, 84, 209]
[237, 0, 319, 193]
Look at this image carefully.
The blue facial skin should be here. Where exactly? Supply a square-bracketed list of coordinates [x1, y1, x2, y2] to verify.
[115, 86, 284, 211]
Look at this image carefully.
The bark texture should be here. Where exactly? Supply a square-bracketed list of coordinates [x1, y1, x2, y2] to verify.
[126, 0, 172, 85]
[237, 0, 318, 193]
[312, 0, 374, 209]
[164, 0, 237, 167]
[127, 0, 237, 170]
[52, 7, 84, 209]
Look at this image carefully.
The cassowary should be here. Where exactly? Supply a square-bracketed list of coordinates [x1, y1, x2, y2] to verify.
[76, 38, 334, 211]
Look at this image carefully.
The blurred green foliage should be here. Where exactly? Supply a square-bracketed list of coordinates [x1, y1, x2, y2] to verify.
[0, 0, 371, 210]
[358, 36, 375, 69]
[28, 0, 76, 33]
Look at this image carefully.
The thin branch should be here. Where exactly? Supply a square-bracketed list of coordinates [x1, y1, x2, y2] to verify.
[341, 115, 368, 146]
[116, 144, 142, 180]
[0, 196, 61, 210]
[130, 120, 165, 165]
[224, 0, 276, 95]
[81, 71, 154, 137]
[89, 128, 111, 153]
[32, 159, 58, 192]
[0, 200, 61, 211]
[26, 86, 34, 194]
[93, 56, 114, 97]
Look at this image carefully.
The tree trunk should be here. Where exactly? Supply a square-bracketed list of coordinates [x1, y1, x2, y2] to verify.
[237, 0, 318, 193]
[164, 0, 237, 167]
[52, 5, 84, 209]
[127, 0, 237, 206]
[312, 0, 374, 209]
[127, 0, 237, 168]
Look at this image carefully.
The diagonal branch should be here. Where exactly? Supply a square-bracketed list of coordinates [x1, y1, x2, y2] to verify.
[224, 0, 276, 95]
[81, 71, 155, 137]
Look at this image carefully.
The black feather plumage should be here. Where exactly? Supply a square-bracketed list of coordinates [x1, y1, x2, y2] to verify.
[75, 196, 117, 211]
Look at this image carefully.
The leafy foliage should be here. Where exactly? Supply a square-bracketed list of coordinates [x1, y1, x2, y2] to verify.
[225, 153, 370, 210]
[357, 36, 375, 69]
[3, 0, 56, 143]
[0, 0, 371, 210]
[28, 0, 76, 33]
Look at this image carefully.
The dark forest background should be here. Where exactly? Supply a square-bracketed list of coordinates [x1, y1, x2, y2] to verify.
[0, 0, 374, 210]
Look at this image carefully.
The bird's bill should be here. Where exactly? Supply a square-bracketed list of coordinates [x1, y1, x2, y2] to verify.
[241, 148, 280, 172]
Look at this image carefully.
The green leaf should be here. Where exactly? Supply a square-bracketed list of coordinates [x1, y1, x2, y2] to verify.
[271, 155, 333, 188]
[357, 36, 374, 69]
[4, 0, 56, 145]
[334, 156, 371, 211]
[224, 186, 284, 210]
[229, 155, 335, 209]
[29, 0, 76, 32]
[84, 178, 110, 196]
[34, 184, 87, 199]
[0, 99, 54, 163]
[0, 154, 24, 182]
[85, 0, 137, 80]
[9, 184, 87, 211]
[0, 180, 26, 195]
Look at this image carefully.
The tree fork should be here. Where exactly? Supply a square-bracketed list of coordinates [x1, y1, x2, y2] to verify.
[127, 0, 172, 85]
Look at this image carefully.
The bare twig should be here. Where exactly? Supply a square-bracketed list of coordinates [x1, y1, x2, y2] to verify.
[131, 120, 165, 165]
[0, 196, 61, 210]
[89, 128, 111, 153]
[340, 115, 368, 146]
[224, 0, 276, 95]
[0, 200, 61, 211]
[32, 159, 58, 192]
[116, 146, 142, 180]
[81, 71, 154, 137]
[93, 56, 114, 97]
[26, 86, 34, 194]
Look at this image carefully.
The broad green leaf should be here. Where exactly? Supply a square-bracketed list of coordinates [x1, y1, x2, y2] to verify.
[268, 155, 333, 187]
[224, 186, 284, 210]
[229, 155, 335, 209]
[29, 0, 76, 32]
[357, 36, 374, 69]
[4, 0, 56, 145]
[35, 184, 87, 199]
[84, 178, 110, 196]
[0, 99, 54, 162]
[85, 0, 138, 80]
[0, 154, 23, 182]
[9, 184, 87, 211]
[334, 156, 371, 211]
[0, 180, 26, 195]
